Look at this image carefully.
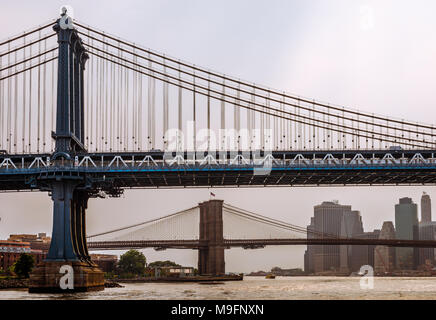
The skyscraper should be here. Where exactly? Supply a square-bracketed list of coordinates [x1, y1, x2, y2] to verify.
[311, 201, 352, 273]
[421, 192, 431, 222]
[350, 229, 381, 271]
[395, 197, 419, 270]
[374, 221, 396, 274]
[339, 210, 364, 273]
[418, 222, 436, 266]
[304, 217, 315, 274]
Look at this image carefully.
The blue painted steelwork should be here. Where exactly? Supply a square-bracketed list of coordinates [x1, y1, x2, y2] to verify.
[43, 12, 90, 262]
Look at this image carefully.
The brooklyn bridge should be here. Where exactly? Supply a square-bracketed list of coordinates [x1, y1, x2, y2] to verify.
[1, 9, 436, 292]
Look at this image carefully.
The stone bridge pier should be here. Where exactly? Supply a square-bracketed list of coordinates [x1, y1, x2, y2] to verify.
[198, 200, 225, 275]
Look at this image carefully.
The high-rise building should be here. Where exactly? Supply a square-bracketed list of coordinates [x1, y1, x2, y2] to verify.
[374, 221, 396, 274]
[395, 197, 419, 270]
[304, 217, 315, 274]
[311, 201, 352, 273]
[421, 192, 431, 223]
[350, 229, 381, 271]
[339, 210, 364, 273]
[418, 221, 436, 266]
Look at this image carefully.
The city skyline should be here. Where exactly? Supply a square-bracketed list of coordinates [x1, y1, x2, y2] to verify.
[1, 188, 434, 272]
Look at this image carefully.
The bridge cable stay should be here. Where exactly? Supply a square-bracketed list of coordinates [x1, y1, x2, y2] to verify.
[73, 21, 436, 152]
[86, 205, 200, 241]
[73, 21, 426, 129]
[0, 22, 58, 154]
[77, 31, 426, 151]
[87, 202, 362, 245]
[82, 45, 431, 151]
[222, 203, 357, 240]
[2, 19, 436, 154]
[89, 206, 199, 242]
[74, 27, 434, 151]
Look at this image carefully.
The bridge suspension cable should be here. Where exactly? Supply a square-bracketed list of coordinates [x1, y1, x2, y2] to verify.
[74, 21, 436, 152]
[0, 21, 57, 154]
[2, 19, 436, 154]
[87, 205, 199, 241]
[87, 45, 431, 150]
[223, 203, 341, 239]
[87, 202, 349, 244]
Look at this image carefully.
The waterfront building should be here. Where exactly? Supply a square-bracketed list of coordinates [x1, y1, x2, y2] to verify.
[0, 240, 46, 272]
[421, 192, 432, 223]
[8, 233, 51, 243]
[374, 221, 396, 274]
[395, 197, 419, 270]
[148, 266, 195, 278]
[90, 254, 118, 273]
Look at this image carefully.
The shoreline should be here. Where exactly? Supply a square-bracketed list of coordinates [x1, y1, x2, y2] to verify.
[0, 278, 123, 290]
[116, 275, 243, 283]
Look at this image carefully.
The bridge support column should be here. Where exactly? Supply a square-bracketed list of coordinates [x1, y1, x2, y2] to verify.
[29, 9, 103, 293]
[198, 200, 225, 275]
[29, 182, 104, 293]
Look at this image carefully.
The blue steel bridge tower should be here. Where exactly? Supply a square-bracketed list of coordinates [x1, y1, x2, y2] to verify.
[29, 9, 104, 293]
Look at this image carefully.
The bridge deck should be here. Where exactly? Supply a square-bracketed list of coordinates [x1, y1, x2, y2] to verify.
[2, 150, 436, 191]
[32, 238, 436, 251]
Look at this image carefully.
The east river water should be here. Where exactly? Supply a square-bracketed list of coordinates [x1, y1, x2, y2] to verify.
[2, 276, 436, 300]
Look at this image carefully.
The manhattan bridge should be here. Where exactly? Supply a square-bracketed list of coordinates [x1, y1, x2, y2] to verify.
[1, 10, 436, 289]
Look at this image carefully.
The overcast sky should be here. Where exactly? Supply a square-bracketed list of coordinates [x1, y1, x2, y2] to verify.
[1, 0, 436, 272]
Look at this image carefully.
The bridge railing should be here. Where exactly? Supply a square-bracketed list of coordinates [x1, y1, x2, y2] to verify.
[1, 150, 436, 172]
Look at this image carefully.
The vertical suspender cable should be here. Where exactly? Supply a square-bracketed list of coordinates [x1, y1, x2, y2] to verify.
[7, 42, 11, 152]
[28, 44, 32, 152]
[163, 55, 168, 149]
[14, 50, 18, 152]
[90, 44, 94, 151]
[0, 55, 2, 150]
[266, 92, 271, 150]
[86, 30, 90, 150]
[207, 75, 210, 151]
[138, 57, 143, 151]
[37, 31, 41, 152]
[110, 49, 115, 150]
[248, 88, 252, 150]
[103, 38, 109, 151]
[22, 36, 26, 153]
[97, 53, 101, 151]
[118, 44, 122, 150]
[178, 67, 182, 150]
[274, 93, 278, 150]
[135, 49, 139, 149]
[51, 48, 55, 152]
[152, 70, 156, 150]
[235, 83, 240, 150]
[252, 89, 256, 151]
[192, 69, 196, 152]
[125, 52, 129, 150]
[43, 37, 47, 152]
[221, 81, 225, 151]
[261, 97, 265, 151]
[132, 47, 136, 150]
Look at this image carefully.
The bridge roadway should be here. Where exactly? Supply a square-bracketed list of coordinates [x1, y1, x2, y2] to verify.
[2, 150, 436, 191]
[31, 238, 436, 251]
